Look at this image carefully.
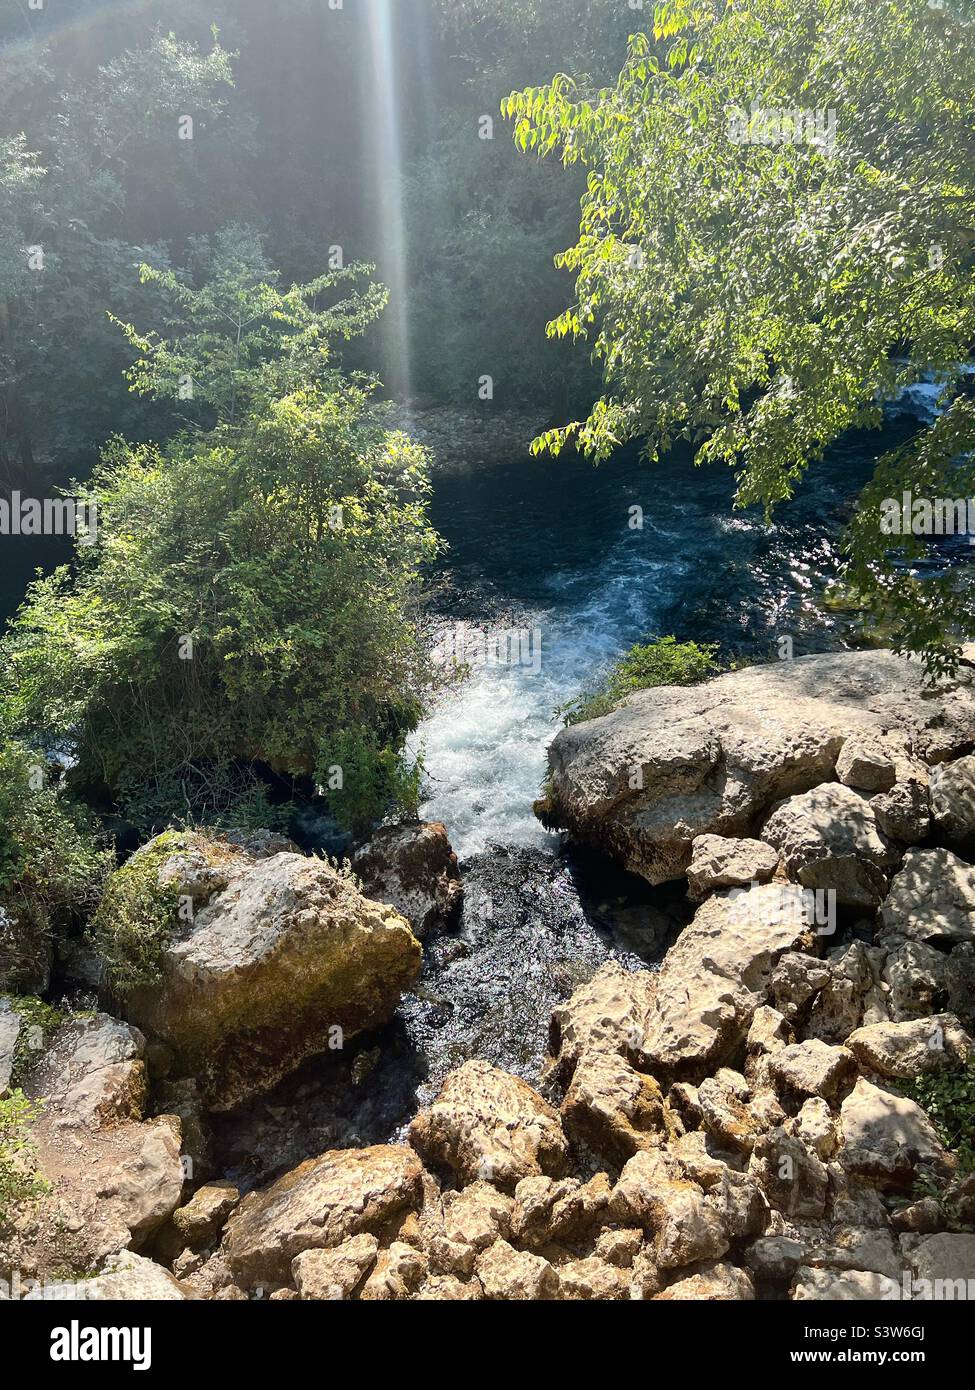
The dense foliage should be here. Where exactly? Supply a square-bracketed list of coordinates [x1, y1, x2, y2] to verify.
[2, 231, 440, 832]
[504, 0, 975, 670]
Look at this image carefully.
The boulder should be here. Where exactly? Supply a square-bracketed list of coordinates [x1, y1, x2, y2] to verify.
[748, 1128, 829, 1220]
[409, 1060, 569, 1191]
[171, 1181, 240, 1249]
[546, 961, 655, 1085]
[761, 783, 896, 908]
[543, 648, 975, 884]
[50, 1250, 189, 1302]
[845, 1015, 972, 1080]
[635, 883, 813, 1076]
[835, 737, 897, 792]
[352, 821, 463, 939]
[930, 755, 975, 841]
[804, 941, 888, 1043]
[0, 997, 23, 1096]
[871, 777, 931, 845]
[560, 1049, 666, 1163]
[908, 1233, 975, 1293]
[475, 1239, 559, 1300]
[768, 1040, 857, 1101]
[686, 835, 779, 901]
[222, 1145, 424, 1287]
[292, 1234, 378, 1300]
[558, 1256, 625, 1300]
[26, 1014, 147, 1127]
[880, 848, 975, 946]
[124, 838, 422, 1110]
[838, 1077, 949, 1184]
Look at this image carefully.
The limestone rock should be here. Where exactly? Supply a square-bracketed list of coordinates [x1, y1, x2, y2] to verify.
[27, 1014, 147, 1128]
[63, 1250, 188, 1302]
[125, 842, 422, 1110]
[544, 649, 975, 885]
[836, 737, 897, 792]
[409, 1059, 569, 1191]
[222, 1145, 424, 1287]
[292, 1234, 379, 1300]
[838, 1078, 949, 1184]
[172, 1181, 240, 1249]
[686, 835, 779, 901]
[546, 961, 655, 1085]
[908, 1233, 975, 1291]
[560, 1048, 665, 1163]
[846, 1015, 972, 1080]
[360, 1240, 428, 1301]
[761, 783, 896, 908]
[651, 1183, 730, 1271]
[749, 1128, 829, 1221]
[558, 1256, 625, 1300]
[880, 848, 975, 946]
[352, 821, 463, 939]
[769, 1040, 856, 1101]
[475, 1239, 559, 1300]
[792, 1266, 900, 1300]
[636, 883, 813, 1075]
[0, 996, 23, 1096]
[654, 1260, 755, 1300]
[930, 755, 975, 841]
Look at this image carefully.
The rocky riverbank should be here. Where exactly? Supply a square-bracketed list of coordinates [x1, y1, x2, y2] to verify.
[4, 647, 975, 1300]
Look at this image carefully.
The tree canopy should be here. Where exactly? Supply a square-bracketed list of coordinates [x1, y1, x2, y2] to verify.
[504, 0, 975, 669]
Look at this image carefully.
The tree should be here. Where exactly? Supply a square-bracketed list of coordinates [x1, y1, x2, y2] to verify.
[503, 0, 975, 671]
[2, 232, 440, 833]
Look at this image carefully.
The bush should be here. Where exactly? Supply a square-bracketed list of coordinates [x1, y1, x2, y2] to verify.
[4, 997, 64, 1089]
[0, 1090, 48, 1225]
[3, 385, 439, 834]
[559, 637, 720, 726]
[0, 738, 110, 989]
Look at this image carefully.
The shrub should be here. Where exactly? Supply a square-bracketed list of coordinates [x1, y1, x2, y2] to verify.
[0, 1090, 48, 1225]
[85, 832, 188, 999]
[905, 1060, 975, 1177]
[559, 636, 720, 725]
[5, 997, 64, 1089]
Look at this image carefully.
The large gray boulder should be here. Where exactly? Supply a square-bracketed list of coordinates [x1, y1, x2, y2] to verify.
[543, 648, 975, 884]
[123, 835, 422, 1110]
[761, 783, 898, 908]
[352, 821, 463, 939]
[880, 847, 975, 945]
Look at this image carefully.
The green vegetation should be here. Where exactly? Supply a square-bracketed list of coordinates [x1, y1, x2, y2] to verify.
[504, 0, 975, 672]
[0, 1090, 48, 1224]
[559, 636, 720, 725]
[906, 1060, 975, 1178]
[2, 230, 440, 834]
[4, 996, 64, 1089]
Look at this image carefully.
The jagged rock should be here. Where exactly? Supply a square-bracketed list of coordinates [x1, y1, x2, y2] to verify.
[702, 1169, 770, 1242]
[806, 1226, 904, 1281]
[635, 883, 812, 1076]
[838, 1078, 949, 1185]
[761, 783, 896, 908]
[509, 1174, 611, 1250]
[846, 1015, 972, 1079]
[155, 1077, 213, 1184]
[360, 1241, 428, 1301]
[27, 1014, 147, 1128]
[880, 848, 975, 945]
[871, 778, 931, 845]
[352, 821, 463, 939]
[475, 1239, 559, 1300]
[836, 737, 897, 792]
[885, 940, 975, 1031]
[769, 952, 832, 1021]
[789, 1098, 837, 1160]
[930, 755, 975, 841]
[172, 1181, 240, 1249]
[769, 1040, 856, 1101]
[908, 1233, 975, 1291]
[560, 1049, 666, 1163]
[609, 1149, 682, 1228]
[441, 1181, 513, 1255]
[792, 1266, 900, 1300]
[546, 961, 655, 1085]
[655, 1260, 755, 1300]
[124, 838, 422, 1110]
[746, 1005, 793, 1060]
[292, 1234, 379, 1300]
[409, 1059, 569, 1191]
[558, 1256, 626, 1300]
[222, 1145, 424, 1287]
[749, 1128, 829, 1221]
[891, 1198, 945, 1235]
[697, 1073, 766, 1154]
[595, 1227, 644, 1267]
[544, 649, 975, 885]
[686, 835, 779, 901]
[805, 941, 888, 1044]
[651, 1184, 730, 1271]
